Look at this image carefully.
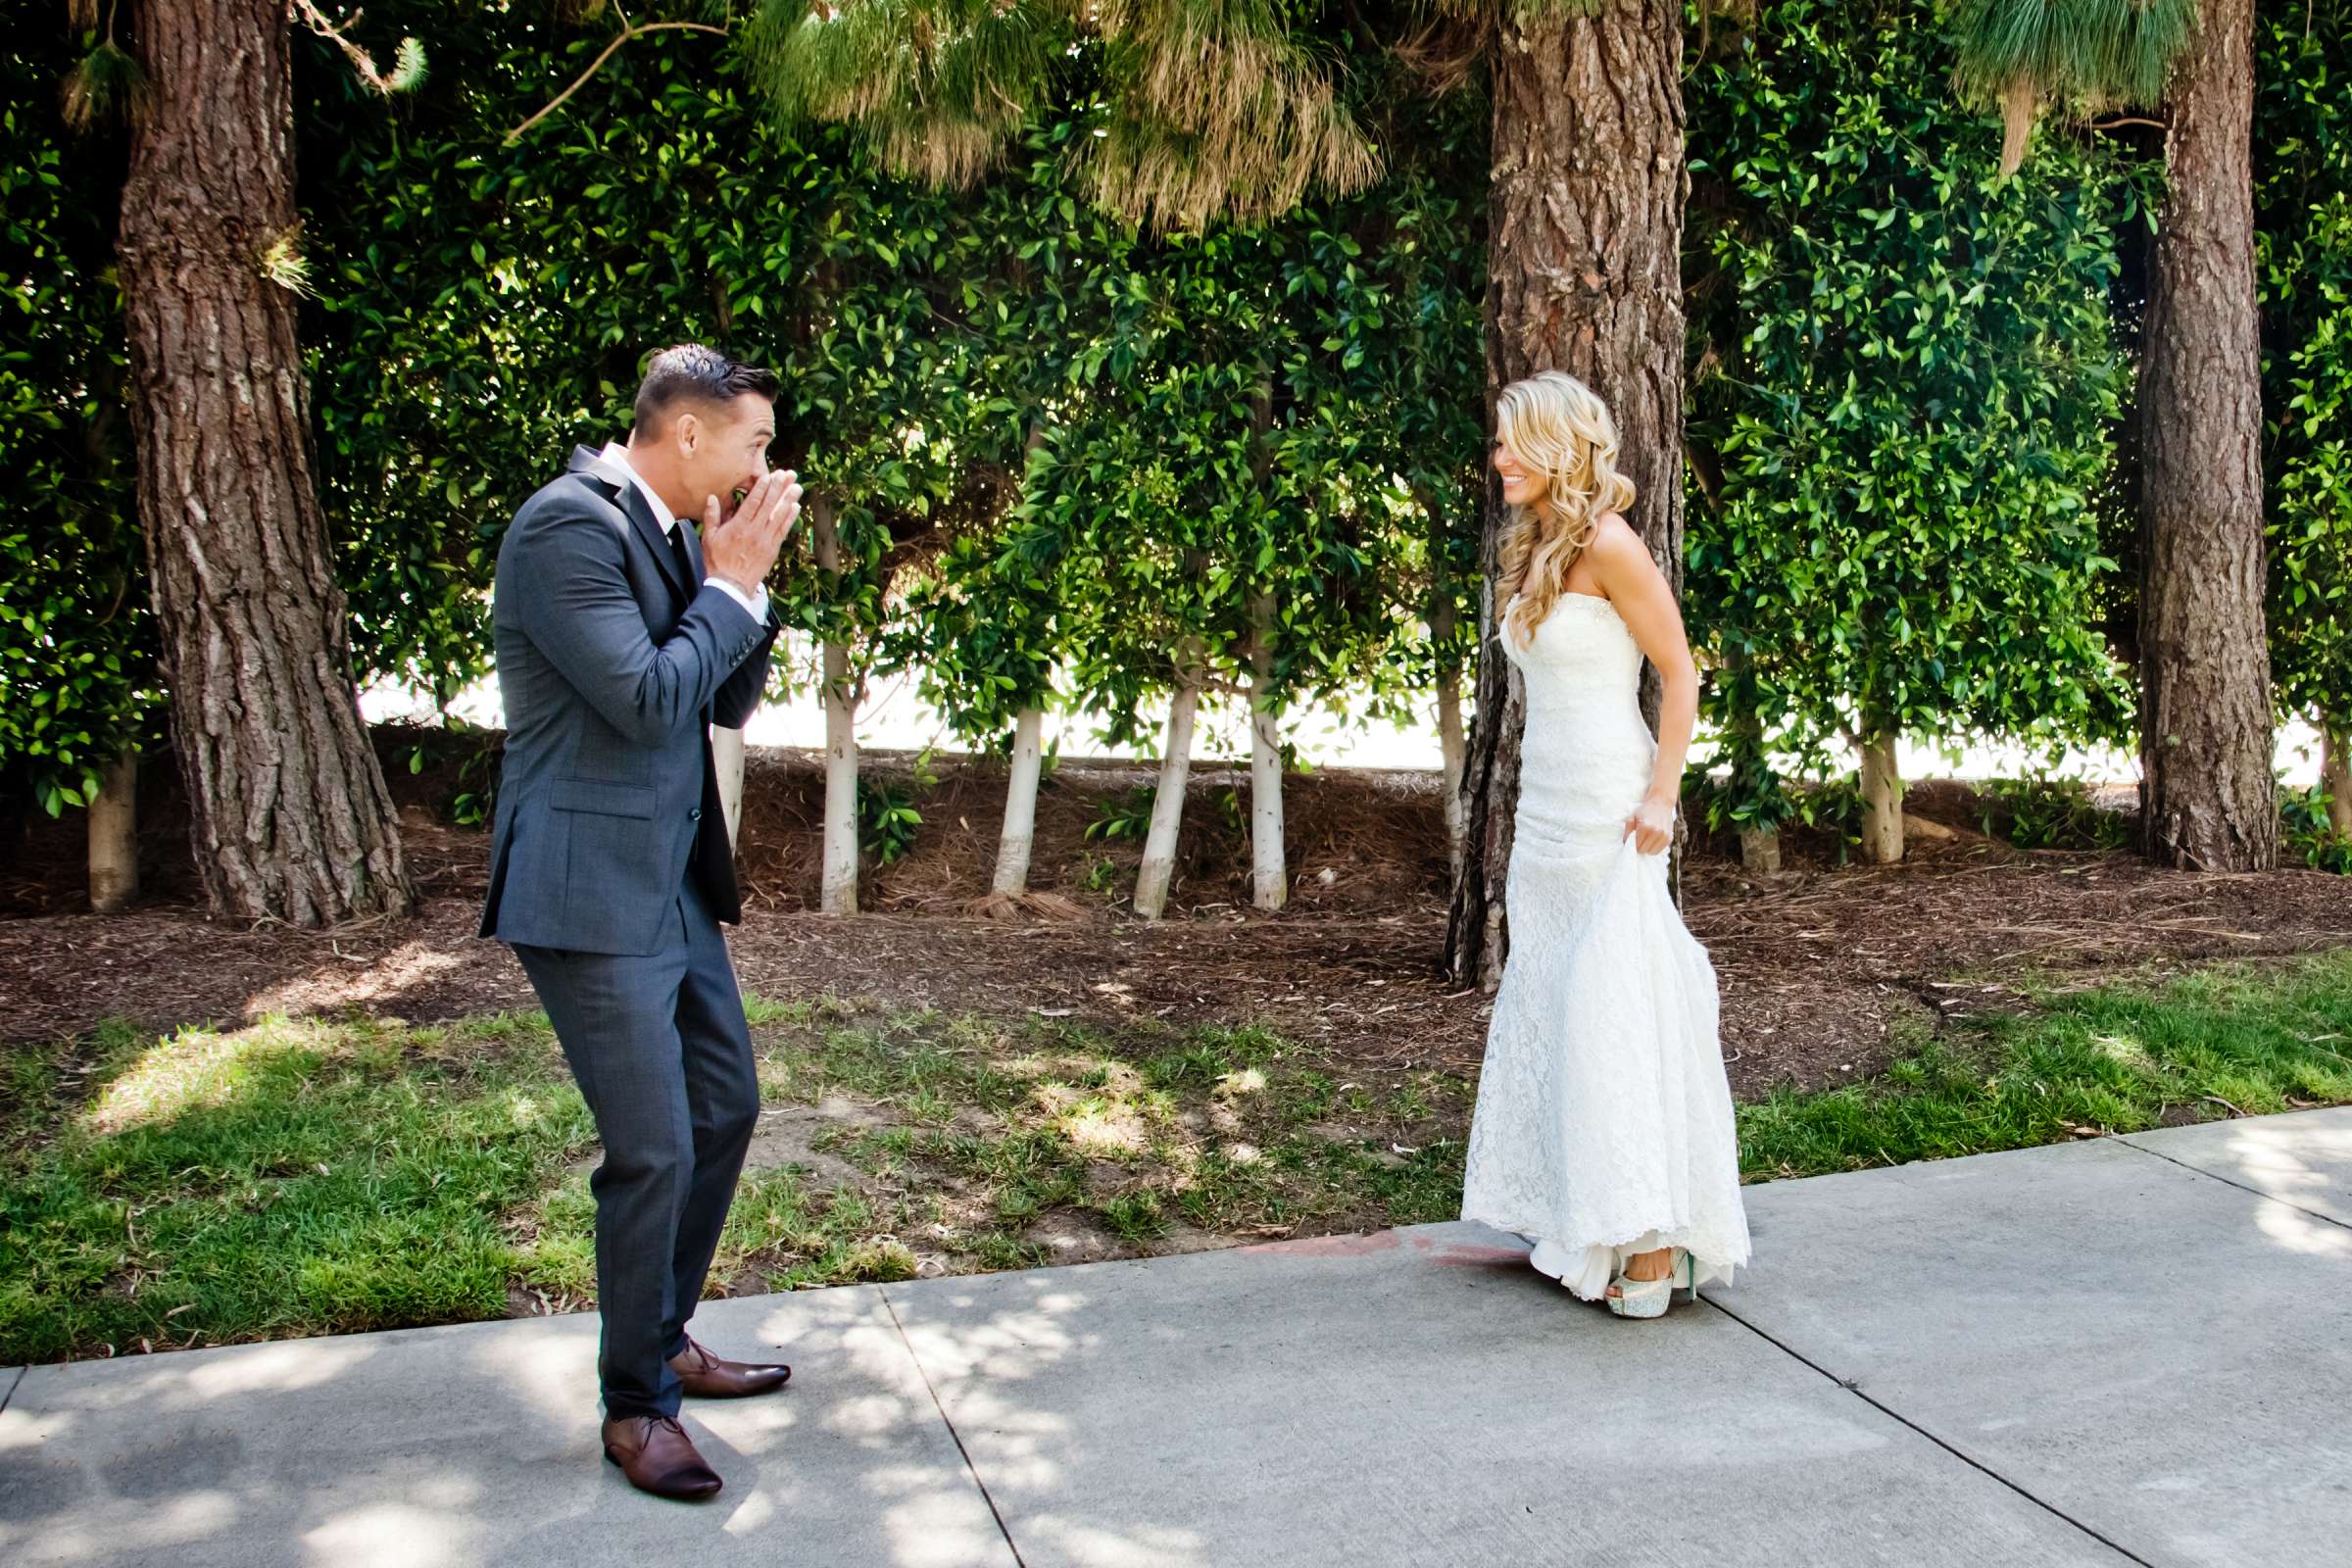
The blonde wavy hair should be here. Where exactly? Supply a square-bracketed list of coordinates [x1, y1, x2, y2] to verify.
[1495, 370, 1638, 648]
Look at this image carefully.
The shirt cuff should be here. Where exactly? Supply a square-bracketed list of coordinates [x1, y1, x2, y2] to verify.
[707, 576, 767, 622]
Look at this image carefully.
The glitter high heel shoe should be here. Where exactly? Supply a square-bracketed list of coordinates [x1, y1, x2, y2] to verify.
[1605, 1248, 1694, 1319]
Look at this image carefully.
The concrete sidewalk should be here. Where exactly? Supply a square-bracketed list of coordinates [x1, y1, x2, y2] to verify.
[4, 1109, 2348, 1568]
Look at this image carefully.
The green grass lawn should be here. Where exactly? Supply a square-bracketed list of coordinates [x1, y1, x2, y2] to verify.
[4, 950, 2349, 1365]
[1738, 955, 2352, 1178]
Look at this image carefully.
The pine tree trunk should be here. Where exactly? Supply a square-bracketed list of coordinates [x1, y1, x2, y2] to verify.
[2324, 722, 2352, 838]
[1859, 730, 1905, 865]
[1447, 0, 1687, 988]
[810, 498, 858, 914]
[1249, 592, 1287, 913]
[118, 0, 410, 925]
[2139, 0, 2278, 871]
[711, 725, 746, 852]
[993, 707, 1047, 896]
[88, 749, 139, 913]
[1134, 682, 1200, 921]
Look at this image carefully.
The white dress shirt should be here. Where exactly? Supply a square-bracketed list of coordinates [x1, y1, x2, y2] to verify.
[601, 442, 768, 622]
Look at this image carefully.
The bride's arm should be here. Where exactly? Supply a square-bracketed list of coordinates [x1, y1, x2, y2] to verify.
[1587, 518, 1699, 854]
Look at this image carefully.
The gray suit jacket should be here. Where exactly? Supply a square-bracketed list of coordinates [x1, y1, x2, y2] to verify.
[479, 447, 780, 955]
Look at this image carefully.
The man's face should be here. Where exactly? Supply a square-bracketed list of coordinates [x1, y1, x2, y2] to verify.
[677, 393, 776, 519]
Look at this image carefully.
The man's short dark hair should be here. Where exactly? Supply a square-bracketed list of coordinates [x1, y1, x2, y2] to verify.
[632, 344, 779, 438]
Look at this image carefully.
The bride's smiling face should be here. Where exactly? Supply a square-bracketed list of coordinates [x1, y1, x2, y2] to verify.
[1492, 436, 1543, 508]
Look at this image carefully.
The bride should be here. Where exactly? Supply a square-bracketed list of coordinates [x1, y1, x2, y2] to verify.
[1459, 370, 1752, 1318]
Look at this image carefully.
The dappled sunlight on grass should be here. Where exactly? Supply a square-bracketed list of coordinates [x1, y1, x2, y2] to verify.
[82, 1018, 324, 1136]
[726, 994, 1472, 1286]
[17, 952, 2340, 1366]
[1, 1009, 590, 1363]
[1057, 1099, 1151, 1157]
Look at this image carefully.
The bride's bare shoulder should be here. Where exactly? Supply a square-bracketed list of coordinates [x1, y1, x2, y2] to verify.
[1585, 513, 1646, 562]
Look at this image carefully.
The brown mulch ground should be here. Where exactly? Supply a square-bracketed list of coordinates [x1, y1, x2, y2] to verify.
[5, 737, 2349, 1096]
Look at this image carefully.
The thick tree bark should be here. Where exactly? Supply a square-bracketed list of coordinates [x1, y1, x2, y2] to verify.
[992, 707, 1048, 896]
[2138, 0, 2277, 870]
[1446, 0, 1687, 987]
[118, 0, 410, 924]
[87, 749, 139, 913]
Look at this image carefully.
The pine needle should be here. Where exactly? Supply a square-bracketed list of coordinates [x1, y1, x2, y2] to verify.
[60, 39, 143, 133]
[1948, 0, 2198, 172]
[746, 0, 1381, 228]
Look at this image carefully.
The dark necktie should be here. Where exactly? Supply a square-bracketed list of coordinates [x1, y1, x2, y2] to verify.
[667, 521, 697, 597]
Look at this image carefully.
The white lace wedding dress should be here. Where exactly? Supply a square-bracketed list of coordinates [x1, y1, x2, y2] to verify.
[1460, 592, 1752, 1300]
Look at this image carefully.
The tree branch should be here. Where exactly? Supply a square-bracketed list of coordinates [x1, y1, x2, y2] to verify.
[507, 21, 731, 144]
[2088, 116, 2167, 132]
[291, 1, 422, 94]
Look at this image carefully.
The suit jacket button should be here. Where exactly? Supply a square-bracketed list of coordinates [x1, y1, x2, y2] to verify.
[690, 808, 704, 821]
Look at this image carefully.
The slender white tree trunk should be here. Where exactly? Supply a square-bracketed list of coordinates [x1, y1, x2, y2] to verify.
[819, 653, 858, 913]
[1249, 592, 1286, 911]
[1134, 682, 1200, 921]
[1739, 824, 1783, 877]
[1437, 669, 1467, 879]
[1249, 699, 1285, 908]
[2324, 721, 2352, 837]
[993, 707, 1047, 897]
[1414, 483, 1469, 883]
[1860, 729, 1905, 864]
[88, 749, 139, 913]
[711, 726, 746, 853]
[811, 498, 858, 914]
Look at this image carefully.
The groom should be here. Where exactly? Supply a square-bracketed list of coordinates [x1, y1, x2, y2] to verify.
[481, 344, 801, 1500]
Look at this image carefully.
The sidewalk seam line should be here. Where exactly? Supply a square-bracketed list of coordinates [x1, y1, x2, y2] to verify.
[2113, 1136, 2352, 1233]
[1699, 1297, 2154, 1567]
[0, 1365, 23, 1417]
[879, 1285, 1029, 1568]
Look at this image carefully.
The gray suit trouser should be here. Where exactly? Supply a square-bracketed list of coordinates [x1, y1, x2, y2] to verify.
[511, 873, 759, 1420]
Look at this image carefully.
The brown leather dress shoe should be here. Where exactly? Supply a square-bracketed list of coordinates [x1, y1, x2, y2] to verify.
[602, 1414, 723, 1501]
[669, 1335, 793, 1398]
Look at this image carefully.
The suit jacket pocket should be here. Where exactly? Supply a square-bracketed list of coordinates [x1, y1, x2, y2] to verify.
[550, 778, 664, 951]
[548, 779, 657, 818]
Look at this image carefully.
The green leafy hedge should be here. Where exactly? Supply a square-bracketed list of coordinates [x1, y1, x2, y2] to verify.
[0, 36, 156, 816]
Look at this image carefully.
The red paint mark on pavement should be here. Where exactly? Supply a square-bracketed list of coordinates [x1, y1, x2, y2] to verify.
[1244, 1231, 1403, 1257]
[1429, 1245, 1530, 1267]
[1243, 1231, 1529, 1267]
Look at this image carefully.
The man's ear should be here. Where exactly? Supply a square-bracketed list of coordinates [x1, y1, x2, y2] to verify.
[673, 410, 702, 456]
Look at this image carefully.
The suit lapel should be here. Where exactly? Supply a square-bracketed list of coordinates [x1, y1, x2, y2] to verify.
[572, 446, 691, 604]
